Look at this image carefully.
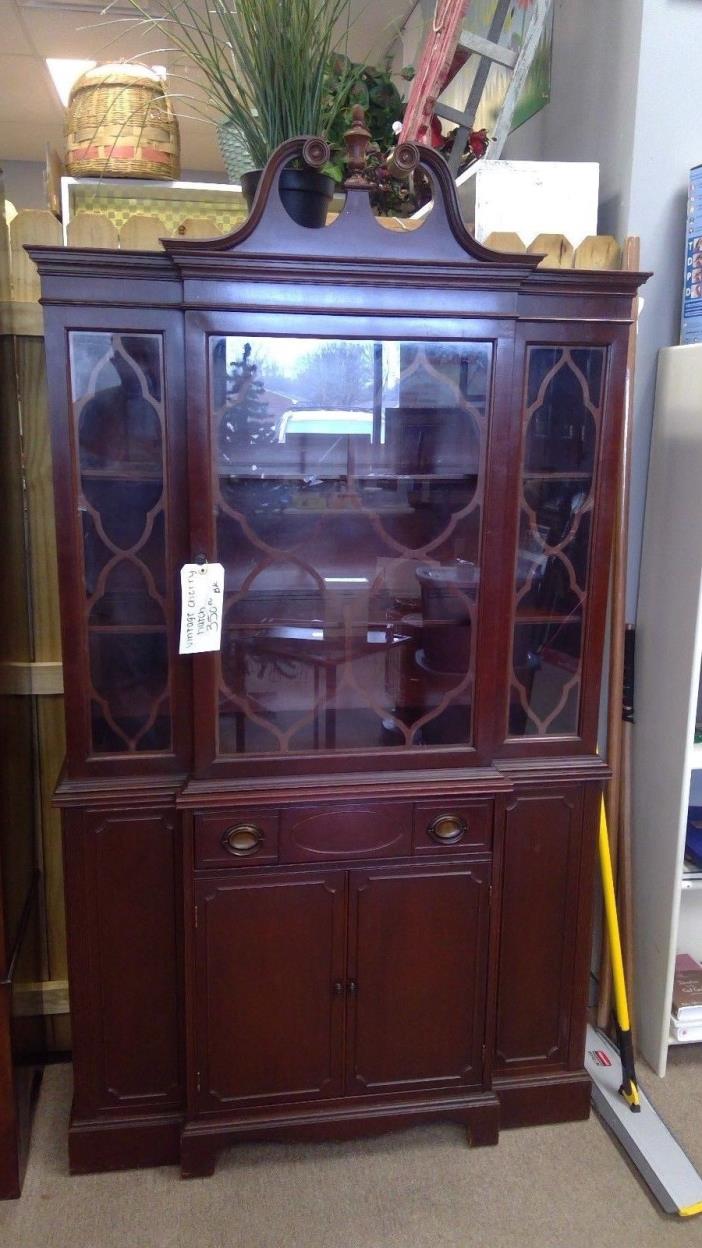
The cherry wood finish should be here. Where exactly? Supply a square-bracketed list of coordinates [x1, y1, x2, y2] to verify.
[29, 133, 647, 1177]
[346, 861, 491, 1094]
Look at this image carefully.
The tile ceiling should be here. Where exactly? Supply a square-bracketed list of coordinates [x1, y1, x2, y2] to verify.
[1, 0, 411, 171]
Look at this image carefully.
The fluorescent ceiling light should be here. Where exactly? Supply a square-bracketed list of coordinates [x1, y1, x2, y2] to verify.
[46, 58, 97, 106]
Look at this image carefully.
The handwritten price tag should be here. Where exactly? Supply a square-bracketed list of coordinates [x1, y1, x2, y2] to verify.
[179, 562, 224, 655]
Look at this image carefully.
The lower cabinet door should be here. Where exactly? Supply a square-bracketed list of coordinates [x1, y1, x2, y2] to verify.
[493, 786, 586, 1074]
[194, 869, 346, 1109]
[346, 860, 491, 1095]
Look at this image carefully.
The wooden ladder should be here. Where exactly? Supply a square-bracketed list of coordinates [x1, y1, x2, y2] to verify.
[403, 0, 553, 175]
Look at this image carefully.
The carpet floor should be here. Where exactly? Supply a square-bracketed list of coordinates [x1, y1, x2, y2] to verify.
[2, 1049, 702, 1248]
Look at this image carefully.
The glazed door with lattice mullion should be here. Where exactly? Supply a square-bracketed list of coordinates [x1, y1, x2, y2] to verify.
[499, 322, 629, 754]
[190, 316, 510, 778]
[58, 310, 189, 775]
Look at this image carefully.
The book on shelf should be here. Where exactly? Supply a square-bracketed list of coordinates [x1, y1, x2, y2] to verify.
[673, 953, 702, 1020]
[670, 1014, 702, 1042]
[686, 806, 702, 868]
[683, 855, 702, 880]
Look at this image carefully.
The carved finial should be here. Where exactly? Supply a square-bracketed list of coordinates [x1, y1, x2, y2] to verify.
[344, 104, 372, 189]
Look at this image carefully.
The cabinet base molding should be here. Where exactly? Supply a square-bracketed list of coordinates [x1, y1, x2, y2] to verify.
[495, 1072, 591, 1129]
[180, 1091, 500, 1179]
[67, 1107, 183, 1175]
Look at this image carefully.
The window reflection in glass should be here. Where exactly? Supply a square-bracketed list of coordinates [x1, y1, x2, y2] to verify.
[210, 336, 492, 756]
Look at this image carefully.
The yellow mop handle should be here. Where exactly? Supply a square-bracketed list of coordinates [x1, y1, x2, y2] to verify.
[598, 797, 640, 1109]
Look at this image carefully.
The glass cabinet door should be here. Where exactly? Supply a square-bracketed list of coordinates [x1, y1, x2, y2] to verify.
[209, 336, 492, 760]
[69, 331, 173, 755]
[508, 345, 606, 739]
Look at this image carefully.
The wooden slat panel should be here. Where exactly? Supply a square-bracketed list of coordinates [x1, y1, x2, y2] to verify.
[9, 276, 66, 1046]
[176, 216, 221, 240]
[528, 232, 574, 269]
[0, 337, 30, 665]
[375, 216, 423, 232]
[574, 234, 621, 271]
[0, 662, 63, 695]
[17, 337, 61, 660]
[9, 211, 61, 302]
[0, 262, 36, 977]
[0, 194, 11, 303]
[36, 698, 67, 1004]
[484, 230, 526, 254]
[67, 212, 119, 249]
[119, 214, 166, 251]
[13, 979, 69, 1018]
[0, 302, 44, 335]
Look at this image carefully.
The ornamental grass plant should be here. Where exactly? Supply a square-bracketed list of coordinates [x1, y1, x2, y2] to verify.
[117, 0, 360, 170]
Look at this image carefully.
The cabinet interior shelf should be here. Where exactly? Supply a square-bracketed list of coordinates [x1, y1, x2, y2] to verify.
[522, 470, 592, 481]
[81, 469, 163, 482]
[88, 624, 167, 633]
[514, 611, 581, 625]
[217, 470, 479, 483]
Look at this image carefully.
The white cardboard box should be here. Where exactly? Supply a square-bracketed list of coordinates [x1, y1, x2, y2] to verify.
[474, 160, 599, 249]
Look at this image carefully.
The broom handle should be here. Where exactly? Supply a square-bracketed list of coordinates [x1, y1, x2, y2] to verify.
[599, 797, 640, 1108]
[597, 236, 640, 1029]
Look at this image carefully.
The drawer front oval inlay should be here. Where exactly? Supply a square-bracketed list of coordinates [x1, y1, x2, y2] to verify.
[280, 804, 413, 863]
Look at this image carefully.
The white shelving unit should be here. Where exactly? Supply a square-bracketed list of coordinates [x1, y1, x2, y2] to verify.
[632, 343, 702, 1076]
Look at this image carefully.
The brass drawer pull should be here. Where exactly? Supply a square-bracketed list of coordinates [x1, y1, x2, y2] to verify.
[222, 823, 264, 857]
[427, 813, 467, 845]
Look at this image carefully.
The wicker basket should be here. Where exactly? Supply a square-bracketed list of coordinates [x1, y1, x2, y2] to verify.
[65, 63, 180, 180]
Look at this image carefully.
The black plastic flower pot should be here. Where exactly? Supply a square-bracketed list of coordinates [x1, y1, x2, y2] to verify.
[241, 166, 335, 228]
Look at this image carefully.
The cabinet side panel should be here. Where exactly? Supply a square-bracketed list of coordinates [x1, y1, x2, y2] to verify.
[68, 809, 182, 1114]
[494, 787, 583, 1072]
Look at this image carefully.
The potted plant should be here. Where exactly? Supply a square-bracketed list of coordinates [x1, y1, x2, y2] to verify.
[120, 0, 359, 226]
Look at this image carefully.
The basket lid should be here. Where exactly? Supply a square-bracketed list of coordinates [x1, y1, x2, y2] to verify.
[69, 62, 166, 101]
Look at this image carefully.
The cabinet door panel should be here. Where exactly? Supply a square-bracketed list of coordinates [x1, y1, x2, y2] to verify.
[494, 787, 584, 1072]
[347, 861, 490, 1094]
[208, 334, 492, 766]
[195, 870, 346, 1108]
[66, 809, 182, 1115]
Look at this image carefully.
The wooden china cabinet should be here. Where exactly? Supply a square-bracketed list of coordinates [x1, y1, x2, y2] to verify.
[29, 121, 646, 1178]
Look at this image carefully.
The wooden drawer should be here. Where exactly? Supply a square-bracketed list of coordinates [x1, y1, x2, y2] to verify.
[194, 810, 279, 869]
[280, 803, 413, 864]
[413, 800, 493, 854]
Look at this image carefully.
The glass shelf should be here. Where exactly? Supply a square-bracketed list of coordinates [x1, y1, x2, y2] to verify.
[522, 471, 593, 481]
[81, 468, 163, 482]
[88, 624, 167, 634]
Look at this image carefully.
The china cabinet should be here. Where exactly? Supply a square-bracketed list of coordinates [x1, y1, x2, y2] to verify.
[30, 118, 646, 1177]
